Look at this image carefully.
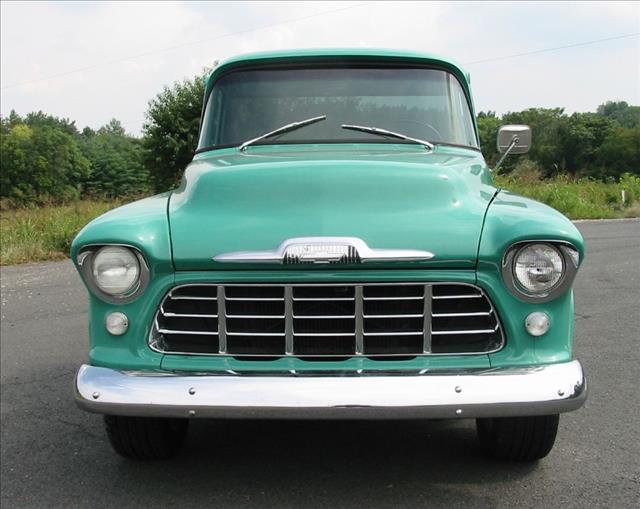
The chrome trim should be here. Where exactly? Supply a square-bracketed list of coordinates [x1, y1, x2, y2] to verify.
[284, 286, 294, 355]
[227, 331, 284, 337]
[227, 314, 285, 319]
[432, 312, 492, 317]
[502, 240, 580, 303]
[75, 360, 587, 419]
[431, 328, 498, 336]
[239, 115, 327, 152]
[432, 294, 481, 300]
[355, 286, 364, 355]
[363, 331, 422, 336]
[213, 237, 435, 264]
[295, 314, 356, 319]
[217, 286, 227, 354]
[423, 285, 432, 353]
[158, 329, 218, 336]
[364, 296, 423, 301]
[363, 314, 423, 319]
[295, 297, 354, 301]
[76, 244, 150, 305]
[341, 124, 435, 151]
[148, 282, 506, 358]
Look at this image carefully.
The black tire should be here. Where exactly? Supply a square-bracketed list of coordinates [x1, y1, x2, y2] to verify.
[104, 415, 189, 460]
[476, 414, 559, 461]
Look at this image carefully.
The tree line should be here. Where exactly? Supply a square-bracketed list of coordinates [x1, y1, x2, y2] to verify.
[1, 71, 638, 208]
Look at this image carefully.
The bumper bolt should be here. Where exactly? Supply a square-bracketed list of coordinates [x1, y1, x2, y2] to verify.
[455, 386, 462, 393]
[188, 387, 196, 395]
[558, 389, 565, 396]
[455, 409, 463, 415]
[92, 392, 100, 400]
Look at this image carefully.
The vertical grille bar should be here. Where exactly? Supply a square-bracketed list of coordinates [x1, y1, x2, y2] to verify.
[355, 285, 364, 354]
[284, 286, 294, 355]
[217, 285, 226, 353]
[423, 284, 432, 353]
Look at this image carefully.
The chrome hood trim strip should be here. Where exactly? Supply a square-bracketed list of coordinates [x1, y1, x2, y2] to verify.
[213, 237, 435, 264]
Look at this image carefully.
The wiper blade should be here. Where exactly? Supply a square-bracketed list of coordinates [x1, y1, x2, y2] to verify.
[341, 124, 435, 151]
[239, 115, 327, 152]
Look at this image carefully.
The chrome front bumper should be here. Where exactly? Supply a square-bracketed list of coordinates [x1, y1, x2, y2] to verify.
[75, 361, 586, 419]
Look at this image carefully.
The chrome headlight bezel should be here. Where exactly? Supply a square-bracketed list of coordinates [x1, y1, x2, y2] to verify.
[502, 241, 579, 302]
[77, 244, 150, 304]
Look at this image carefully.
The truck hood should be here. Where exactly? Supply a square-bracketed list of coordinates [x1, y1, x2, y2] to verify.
[168, 145, 497, 270]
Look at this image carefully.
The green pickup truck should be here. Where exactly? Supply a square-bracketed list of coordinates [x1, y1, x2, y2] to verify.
[72, 49, 586, 462]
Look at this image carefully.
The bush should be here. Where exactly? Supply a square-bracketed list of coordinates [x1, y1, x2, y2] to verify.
[508, 159, 544, 183]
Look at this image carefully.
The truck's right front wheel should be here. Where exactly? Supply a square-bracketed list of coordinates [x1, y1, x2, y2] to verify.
[104, 415, 189, 460]
[476, 414, 559, 461]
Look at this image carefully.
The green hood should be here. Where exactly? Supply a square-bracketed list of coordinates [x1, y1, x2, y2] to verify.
[168, 144, 497, 270]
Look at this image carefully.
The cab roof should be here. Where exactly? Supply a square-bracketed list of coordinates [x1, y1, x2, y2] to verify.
[204, 48, 472, 100]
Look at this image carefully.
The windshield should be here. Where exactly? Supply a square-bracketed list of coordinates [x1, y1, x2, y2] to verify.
[198, 66, 478, 150]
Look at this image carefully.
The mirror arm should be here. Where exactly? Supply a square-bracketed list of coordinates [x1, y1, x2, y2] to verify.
[493, 135, 519, 173]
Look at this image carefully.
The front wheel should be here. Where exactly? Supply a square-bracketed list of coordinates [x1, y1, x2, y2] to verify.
[476, 414, 559, 461]
[104, 415, 189, 460]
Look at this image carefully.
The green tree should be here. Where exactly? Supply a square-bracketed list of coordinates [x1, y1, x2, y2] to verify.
[142, 73, 207, 192]
[1, 113, 90, 205]
[24, 110, 79, 136]
[596, 101, 640, 129]
[501, 108, 568, 175]
[476, 111, 501, 167]
[596, 127, 640, 178]
[81, 119, 149, 198]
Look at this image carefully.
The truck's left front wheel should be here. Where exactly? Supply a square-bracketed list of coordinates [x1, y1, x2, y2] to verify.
[104, 415, 189, 460]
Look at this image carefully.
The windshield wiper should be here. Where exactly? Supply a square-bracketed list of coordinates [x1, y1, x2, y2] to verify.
[239, 115, 327, 152]
[341, 124, 435, 151]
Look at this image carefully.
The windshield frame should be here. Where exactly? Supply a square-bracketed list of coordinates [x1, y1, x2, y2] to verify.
[196, 61, 480, 154]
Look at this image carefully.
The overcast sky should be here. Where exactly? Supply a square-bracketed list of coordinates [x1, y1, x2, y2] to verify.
[1, 1, 638, 135]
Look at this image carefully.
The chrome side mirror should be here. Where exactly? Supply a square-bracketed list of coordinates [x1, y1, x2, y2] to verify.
[494, 124, 532, 172]
[497, 125, 532, 154]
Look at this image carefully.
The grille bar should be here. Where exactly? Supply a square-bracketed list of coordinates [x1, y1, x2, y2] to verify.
[355, 286, 364, 354]
[158, 329, 218, 336]
[217, 285, 227, 353]
[150, 283, 504, 358]
[285, 286, 294, 355]
[162, 312, 218, 318]
[423, 284, 432, 353]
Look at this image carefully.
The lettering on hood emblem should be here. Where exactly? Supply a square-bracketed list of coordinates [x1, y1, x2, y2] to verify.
[213, 237, 435, 265]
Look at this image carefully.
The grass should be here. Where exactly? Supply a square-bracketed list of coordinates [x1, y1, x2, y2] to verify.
[494, 173, 640, 220]
[1, 174, 638, 266]
[0, 200, 121, 266]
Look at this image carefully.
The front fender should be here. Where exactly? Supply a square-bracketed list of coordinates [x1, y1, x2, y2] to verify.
[479, 190, 585, 367]
[70, 192, 174, 370]
[71, 192, 174, 274]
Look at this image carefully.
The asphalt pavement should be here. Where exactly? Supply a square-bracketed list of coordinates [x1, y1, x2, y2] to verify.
[1, 219, 639, 508]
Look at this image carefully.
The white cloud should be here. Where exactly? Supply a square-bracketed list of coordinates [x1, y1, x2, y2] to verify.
[1, 1, 638, 134]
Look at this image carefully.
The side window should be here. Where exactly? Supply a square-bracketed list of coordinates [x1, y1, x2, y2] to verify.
[448, 76, 477, 147]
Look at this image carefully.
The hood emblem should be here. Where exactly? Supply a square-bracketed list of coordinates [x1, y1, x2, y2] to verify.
[213, 237, 435, 265]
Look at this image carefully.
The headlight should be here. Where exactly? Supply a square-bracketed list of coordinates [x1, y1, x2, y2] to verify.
[502, 241, 579, 302]
[92, 246, 140, 295]
[513, 243, 564, 293]
[77, 244, 150, 303]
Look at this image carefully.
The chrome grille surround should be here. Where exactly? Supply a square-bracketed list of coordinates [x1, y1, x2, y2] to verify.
[149, 283, 505, 358]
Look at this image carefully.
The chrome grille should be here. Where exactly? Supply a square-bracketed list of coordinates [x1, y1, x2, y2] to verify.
[150, 283, 504, 358]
